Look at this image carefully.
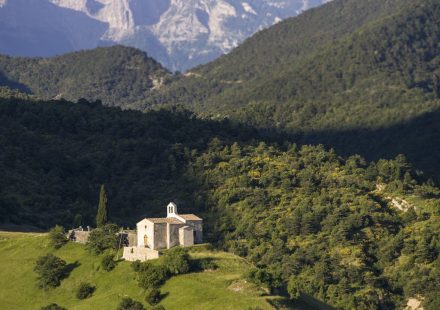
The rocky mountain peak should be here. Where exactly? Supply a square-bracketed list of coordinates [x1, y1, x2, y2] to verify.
[0, 0, 331, 71]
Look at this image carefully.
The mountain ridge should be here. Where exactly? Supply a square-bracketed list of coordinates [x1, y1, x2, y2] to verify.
[0, 0, 331, 71]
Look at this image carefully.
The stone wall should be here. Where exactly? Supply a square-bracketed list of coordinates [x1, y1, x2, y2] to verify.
[154, 223, 167, 249]
[126, 231, 137, 247]
[137, 219, 153, 248]
[122, 247, 160, 262]
[179, 226, 194, 246]
[120, 231, 137, 247]
[185, 220, 203, 243]
[168, 223, 184, 248]
[68, 230, 90, 244]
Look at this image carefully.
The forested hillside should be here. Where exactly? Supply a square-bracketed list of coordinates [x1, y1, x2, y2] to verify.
[139, 0, 440, 181]
[0, 97, 272, 227]
[1, 0, 439, 181]
[0, 46, 171, 107]
[0, 97, 439, 309]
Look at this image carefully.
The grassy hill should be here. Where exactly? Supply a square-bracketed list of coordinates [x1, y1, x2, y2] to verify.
[0, 232, 287, 310]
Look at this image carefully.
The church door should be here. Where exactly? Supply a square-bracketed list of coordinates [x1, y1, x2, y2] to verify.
[144, 235, 148, 248]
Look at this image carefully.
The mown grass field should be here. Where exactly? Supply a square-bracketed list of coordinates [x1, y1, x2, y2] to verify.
[0, 232, 286, 310]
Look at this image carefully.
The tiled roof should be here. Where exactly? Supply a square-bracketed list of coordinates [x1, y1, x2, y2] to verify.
[179, 214, 203, 221]
[144, 218, 183, 224]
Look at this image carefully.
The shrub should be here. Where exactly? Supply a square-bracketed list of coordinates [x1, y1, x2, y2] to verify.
[48, 225, 68, 249]
[86, 223, 119, 254]
[287, 276, 301, 301]
[145, 288, 162, 305]
[245, 267, 273, 288]
[34, 254, 67, 289]
[40, 304, 67, 310]
[116, 297, 145, 310]
[162, 247, 190, 275]
[152, 306, 165, 310]
[101, 254, 116, 271]
[76, 282, 95, 299]
[137, 263, 169, 290]
[198, 258, 218, 271]
[131, 260, 143, 272]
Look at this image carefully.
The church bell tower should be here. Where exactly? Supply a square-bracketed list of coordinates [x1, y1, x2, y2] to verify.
[167, 202, 178, 217]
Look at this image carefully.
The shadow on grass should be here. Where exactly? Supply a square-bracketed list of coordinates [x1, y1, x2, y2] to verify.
[189, 257, 218, 272]
[63, 261, 80, 280]
[267, 293, 335, 310]
[160, 291, 169, 301]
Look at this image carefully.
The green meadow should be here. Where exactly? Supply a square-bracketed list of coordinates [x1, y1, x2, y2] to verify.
[0, 232, 287, 310]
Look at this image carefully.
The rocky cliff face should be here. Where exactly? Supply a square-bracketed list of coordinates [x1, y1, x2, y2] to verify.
[0, 0, 331, 71]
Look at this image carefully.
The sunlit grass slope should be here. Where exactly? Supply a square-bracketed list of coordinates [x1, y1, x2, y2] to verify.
[0, 232, 277, 310]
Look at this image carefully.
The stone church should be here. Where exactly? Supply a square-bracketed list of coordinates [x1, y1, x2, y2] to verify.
[123, 202, 203, 261]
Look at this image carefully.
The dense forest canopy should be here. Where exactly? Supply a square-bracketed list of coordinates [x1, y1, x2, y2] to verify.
[139, 0, 440, 181]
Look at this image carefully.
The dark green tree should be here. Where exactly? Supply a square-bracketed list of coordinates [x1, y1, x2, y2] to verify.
[162, 247, 190, 275]
[48, 225, 68, 249]
[96, 184, 108, 228]
[137, 264, 169, 289]
[34, 254, 67, 289]
[76, 282, 95, 299]
[101, 253, 116, 271]
[116, 297, 145, 310]
[145, 288, 162, 305]
[86, 224, 119, 255]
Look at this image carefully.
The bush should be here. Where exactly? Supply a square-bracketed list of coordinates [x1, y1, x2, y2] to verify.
[116, 297, 145, 310]
[162, 247, 190, 275]
[101, 254, 116, 272]
[131, 260, 143, 273]
[152, 306, 165, 310]
[76, 282, 95, 299]
[48, 225, 68, 249]
[198, 258, 218, 271]
[245, 267, 273, 288]
[86, 224, 119, 254]
[145, 288, 162, 305]
[40, 304, 67, 310]
[137, 263, 169, 290]
[34, 254, 67, 289]
[287, 276, 301, 301]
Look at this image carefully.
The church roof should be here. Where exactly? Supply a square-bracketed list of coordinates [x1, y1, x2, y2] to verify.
[143, 218, 183, 224]
[179, 214, 203, 221]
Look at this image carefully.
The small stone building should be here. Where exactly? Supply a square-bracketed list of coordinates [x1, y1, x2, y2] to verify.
[68, 226, 91, 244]
[136, 202, 203, 250]
[123, 202, 203, 261]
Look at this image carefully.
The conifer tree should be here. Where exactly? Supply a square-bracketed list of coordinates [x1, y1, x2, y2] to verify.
[96, 184, 108, 228]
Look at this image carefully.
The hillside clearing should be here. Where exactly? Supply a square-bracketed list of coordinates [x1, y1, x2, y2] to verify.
[0, 232, 287, 310]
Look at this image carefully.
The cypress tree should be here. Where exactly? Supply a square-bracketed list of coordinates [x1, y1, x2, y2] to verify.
[96, 184, 108, 228]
